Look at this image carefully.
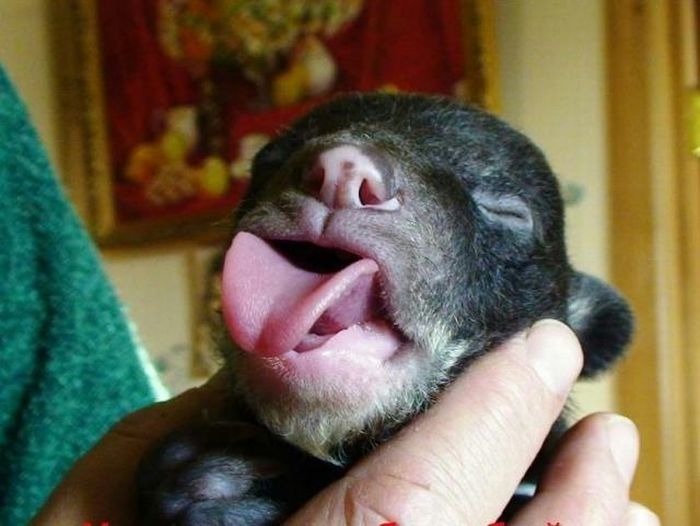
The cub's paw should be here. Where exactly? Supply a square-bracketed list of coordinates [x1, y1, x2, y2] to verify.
[137, 422, 288, 525]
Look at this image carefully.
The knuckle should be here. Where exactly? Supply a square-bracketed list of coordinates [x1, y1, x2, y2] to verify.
[417, 431, 482, 513]
[340, 473, 459, 525]
[341, 476, 404, 524]
[476, 358, 557, 443]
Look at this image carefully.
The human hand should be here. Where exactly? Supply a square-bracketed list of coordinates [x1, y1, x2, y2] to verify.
[32, 320, 658, 525]
[31, 372, 230, 525]
[285, 320, 658, 525]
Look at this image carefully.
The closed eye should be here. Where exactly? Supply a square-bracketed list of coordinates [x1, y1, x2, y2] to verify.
[473, 190, 534, 232]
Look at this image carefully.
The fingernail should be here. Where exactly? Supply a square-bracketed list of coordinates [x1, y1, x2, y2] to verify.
[525, 319, 583, 395]
[606, 414, 639, 484]
[626, 503, 660, 526]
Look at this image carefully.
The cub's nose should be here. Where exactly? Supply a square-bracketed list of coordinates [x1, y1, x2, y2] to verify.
[305, 145, 400, 210]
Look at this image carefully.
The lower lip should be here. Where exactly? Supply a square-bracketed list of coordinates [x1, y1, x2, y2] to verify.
[251, 321, 405, 386]
[294, 332, 335, 352]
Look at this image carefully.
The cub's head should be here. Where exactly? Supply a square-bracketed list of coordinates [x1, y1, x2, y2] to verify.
[218, 93, 632, 462]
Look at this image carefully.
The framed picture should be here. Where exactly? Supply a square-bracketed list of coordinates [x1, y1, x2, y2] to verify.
[53, 0, 499, 245]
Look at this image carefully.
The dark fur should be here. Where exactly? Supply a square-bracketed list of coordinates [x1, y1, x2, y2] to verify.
[138, 93, 633, 524]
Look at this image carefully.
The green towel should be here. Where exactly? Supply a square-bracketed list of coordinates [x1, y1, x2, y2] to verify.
[0, 67, 159, 524]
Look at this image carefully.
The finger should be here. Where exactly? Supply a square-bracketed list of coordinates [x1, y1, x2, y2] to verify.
[511, 413, 639, 526]
[626, 502, 660, 526]
[287, 319, 583, 526]
[111, 367, 231, 443]
[31, 370, 230, 525]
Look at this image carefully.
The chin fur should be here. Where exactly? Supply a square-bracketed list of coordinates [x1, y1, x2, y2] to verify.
[228, 333, 469, 465]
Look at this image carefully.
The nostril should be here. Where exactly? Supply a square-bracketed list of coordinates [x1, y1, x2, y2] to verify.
[306, 164, 325, 195]
[359, 179, 383, 206]
[305, 144, 400, 210]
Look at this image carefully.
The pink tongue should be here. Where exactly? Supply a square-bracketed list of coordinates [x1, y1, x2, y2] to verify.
[221, 232, 381, 356]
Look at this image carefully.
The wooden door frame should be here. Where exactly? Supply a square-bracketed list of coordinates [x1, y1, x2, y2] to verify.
[607, 1, 698, 523]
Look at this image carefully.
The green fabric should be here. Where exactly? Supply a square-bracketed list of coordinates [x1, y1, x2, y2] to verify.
[0, 67, 157, 523]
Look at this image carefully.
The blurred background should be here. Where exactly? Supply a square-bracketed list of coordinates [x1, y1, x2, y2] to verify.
[0, 0, 697, 523]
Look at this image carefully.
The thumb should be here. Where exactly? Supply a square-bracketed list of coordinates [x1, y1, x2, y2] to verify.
[286, 320, 583, 525]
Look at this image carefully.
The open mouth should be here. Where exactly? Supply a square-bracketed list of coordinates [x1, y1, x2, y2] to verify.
[220, 232, 405, 368]
[266, 240, 361, 274]
[269, 240, 374, 351]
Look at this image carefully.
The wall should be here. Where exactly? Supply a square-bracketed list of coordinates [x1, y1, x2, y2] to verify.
[0, 0, 58, 165]
[495, 0, 615, 416]
[0, 0, 616, 409]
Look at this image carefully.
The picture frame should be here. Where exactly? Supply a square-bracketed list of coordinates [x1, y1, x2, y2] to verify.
[52, 0, 499, 245]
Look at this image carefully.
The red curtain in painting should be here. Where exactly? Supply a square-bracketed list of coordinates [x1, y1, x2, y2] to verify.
[96, 0, 465, 221]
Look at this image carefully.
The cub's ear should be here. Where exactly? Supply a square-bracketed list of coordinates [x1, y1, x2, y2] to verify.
[566, 271, 634, 378]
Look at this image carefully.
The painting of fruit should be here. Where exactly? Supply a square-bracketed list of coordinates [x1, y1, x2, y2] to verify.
[59, 0, 495, 243]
